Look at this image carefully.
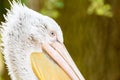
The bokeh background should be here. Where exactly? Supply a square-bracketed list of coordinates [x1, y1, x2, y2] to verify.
[0, 0, 120, 80]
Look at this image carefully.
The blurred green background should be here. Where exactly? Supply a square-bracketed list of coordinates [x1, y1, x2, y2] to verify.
[0, 0, 120, 80]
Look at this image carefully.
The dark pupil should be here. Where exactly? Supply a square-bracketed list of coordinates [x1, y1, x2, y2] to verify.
[51, 32, 54, 35]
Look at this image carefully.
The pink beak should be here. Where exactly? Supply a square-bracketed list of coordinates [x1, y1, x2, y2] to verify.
[42, 41, 85, 80]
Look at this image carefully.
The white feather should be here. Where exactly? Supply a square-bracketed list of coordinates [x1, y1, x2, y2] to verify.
[1, 1, 63, 80]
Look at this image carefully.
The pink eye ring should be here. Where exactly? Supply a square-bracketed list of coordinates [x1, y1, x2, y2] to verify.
[50, 31, 56, 37]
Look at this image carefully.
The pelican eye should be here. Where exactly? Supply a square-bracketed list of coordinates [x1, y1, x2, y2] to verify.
[50, 31, 56, 37]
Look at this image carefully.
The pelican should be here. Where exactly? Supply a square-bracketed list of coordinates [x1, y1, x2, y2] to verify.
[1, 1, 85, 80]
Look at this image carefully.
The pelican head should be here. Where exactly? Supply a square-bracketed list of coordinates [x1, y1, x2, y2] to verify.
[1, 1, 85, 80]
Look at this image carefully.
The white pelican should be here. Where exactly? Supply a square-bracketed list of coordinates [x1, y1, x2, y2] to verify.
[1, 1, 85, 80]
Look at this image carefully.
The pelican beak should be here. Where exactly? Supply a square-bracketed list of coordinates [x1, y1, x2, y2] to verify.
[42, 41, 85, 80]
